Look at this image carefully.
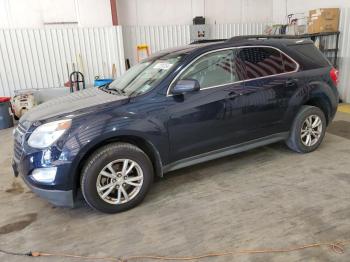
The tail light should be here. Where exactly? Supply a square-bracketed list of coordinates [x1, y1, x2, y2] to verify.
[330, 67, 339, 87]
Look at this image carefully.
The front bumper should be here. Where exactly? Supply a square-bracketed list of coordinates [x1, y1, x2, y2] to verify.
[12, 160, 74, 207]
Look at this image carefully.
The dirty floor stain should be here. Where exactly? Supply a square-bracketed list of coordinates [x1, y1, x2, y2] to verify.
[5, 180, 25, 194]
[0, 213, 37, 235]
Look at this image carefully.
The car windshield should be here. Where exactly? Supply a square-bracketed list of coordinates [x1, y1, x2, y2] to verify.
[108, 56, 182, 96]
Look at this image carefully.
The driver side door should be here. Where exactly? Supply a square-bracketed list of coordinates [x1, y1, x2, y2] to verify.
[166, 49, 246, 163]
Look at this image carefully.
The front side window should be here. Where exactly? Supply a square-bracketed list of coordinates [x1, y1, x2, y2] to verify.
[177, 49, 244, 89]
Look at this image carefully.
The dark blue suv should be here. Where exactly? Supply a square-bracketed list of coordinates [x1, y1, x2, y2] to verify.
[12, 36, 339, 213]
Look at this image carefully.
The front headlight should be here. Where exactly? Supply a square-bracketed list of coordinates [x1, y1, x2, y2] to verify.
[28, 119, 72, 149]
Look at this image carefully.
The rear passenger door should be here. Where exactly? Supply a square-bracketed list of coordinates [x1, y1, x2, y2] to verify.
[229, 46, 299, 140]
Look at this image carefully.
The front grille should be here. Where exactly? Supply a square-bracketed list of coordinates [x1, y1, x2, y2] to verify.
[13, 121, 28, 161]
[17, 122, 27, 134]
[14, 139, 22, 160]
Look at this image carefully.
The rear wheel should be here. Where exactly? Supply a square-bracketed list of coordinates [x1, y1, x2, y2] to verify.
[286, 106, 326, 153]
[81, 143, 153, 213]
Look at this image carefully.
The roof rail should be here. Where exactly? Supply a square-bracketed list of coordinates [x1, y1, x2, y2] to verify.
[225, 35, 304, 42]
[190, 39, 226, 45]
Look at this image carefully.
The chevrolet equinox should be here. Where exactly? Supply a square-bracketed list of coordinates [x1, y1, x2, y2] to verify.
[12, 36, 339, 213]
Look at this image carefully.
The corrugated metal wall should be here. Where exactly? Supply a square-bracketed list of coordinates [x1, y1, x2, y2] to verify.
[123, 25, 191, 66]
[0, 26, 125, 97]
[1, 20, 350, 101]
[338, 8, 350, 103]
[210, 23, 269, 39]
[123, 23, 270, 66]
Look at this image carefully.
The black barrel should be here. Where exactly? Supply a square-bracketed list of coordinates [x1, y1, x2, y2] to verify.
[0, 97, 14, 130]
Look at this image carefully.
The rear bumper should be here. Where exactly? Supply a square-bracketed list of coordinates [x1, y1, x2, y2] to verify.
[12, 160, 74, 207]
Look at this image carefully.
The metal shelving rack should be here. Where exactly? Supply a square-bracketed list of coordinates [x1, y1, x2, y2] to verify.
[305, 32, 340, 68]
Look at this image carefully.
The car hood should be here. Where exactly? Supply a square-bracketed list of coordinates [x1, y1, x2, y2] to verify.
[20, 88, 128, 123]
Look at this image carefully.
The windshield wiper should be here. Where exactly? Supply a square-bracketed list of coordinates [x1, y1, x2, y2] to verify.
[107, 87, 126, 95]
[99, 84, 126, 96]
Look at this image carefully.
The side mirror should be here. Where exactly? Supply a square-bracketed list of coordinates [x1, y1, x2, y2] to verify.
[172, 79, 200, 95]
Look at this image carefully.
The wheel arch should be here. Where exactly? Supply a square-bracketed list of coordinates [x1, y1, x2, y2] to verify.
[304, 78, 339, 125]
[304, 95, 331, 125]
[72, 135, 164, 194]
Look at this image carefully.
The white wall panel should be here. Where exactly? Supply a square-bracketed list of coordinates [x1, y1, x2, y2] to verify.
[338, 8, 350, 102]
[0, 26, 125, 97]
[210, 23, 269, 39]
[40, 0, 77, 24]
[76, 0, 113, 27]
[0, 0, 112, 28]
[123, 25, 191, 66]
[123, 23, 269, 66]
[117, 0, 274, 25]
[0, 0, 11, 27]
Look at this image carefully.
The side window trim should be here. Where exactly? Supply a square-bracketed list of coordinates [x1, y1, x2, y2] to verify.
[167, 46, 299, 97]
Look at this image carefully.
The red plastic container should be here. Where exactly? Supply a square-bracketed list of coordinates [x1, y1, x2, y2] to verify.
[0, 97, 11, 103]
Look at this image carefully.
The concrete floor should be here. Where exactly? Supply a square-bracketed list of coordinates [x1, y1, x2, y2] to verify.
[1, 112, 350, 262]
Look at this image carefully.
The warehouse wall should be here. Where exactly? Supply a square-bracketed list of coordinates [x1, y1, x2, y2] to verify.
[117, 0, 273, 25]
[273, 0, 350, 23]
[0, 26, 126, 96]
[0, 0, 113, 27]
[272, 1, 350, 102]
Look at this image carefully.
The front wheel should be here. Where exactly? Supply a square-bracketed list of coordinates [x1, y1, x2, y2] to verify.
[81, 143, 153, 213]
[286, 105, 326, 153]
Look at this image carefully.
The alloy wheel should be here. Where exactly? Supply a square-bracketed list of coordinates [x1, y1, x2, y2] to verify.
[300, 115, 323, 147]
[96, 159, 144, 204]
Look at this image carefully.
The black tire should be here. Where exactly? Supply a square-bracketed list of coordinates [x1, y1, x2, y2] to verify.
[286, 105, 326, 153]
[81, 143, 153, 213]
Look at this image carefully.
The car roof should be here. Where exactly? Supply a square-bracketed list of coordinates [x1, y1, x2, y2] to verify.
[147, 36, 314, 61]
[146, 43, 218, 60]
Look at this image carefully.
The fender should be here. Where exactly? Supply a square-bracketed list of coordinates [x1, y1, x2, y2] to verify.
[284, 71, 338, 129]
[306, 79, 338, 123]
[66, 129, 165, 195]
[61, 109, 169, 193]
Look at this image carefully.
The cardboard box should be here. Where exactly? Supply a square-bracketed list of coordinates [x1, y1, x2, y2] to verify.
[308, 8, 340, 34]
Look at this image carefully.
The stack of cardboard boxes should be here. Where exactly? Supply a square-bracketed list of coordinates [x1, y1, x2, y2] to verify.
[308, 8, 340, 34]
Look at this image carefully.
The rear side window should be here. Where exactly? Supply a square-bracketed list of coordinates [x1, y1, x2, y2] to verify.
[237, 47, 299, 80]
[237, 47, 285, 79]
[282, 52, 298, 72]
